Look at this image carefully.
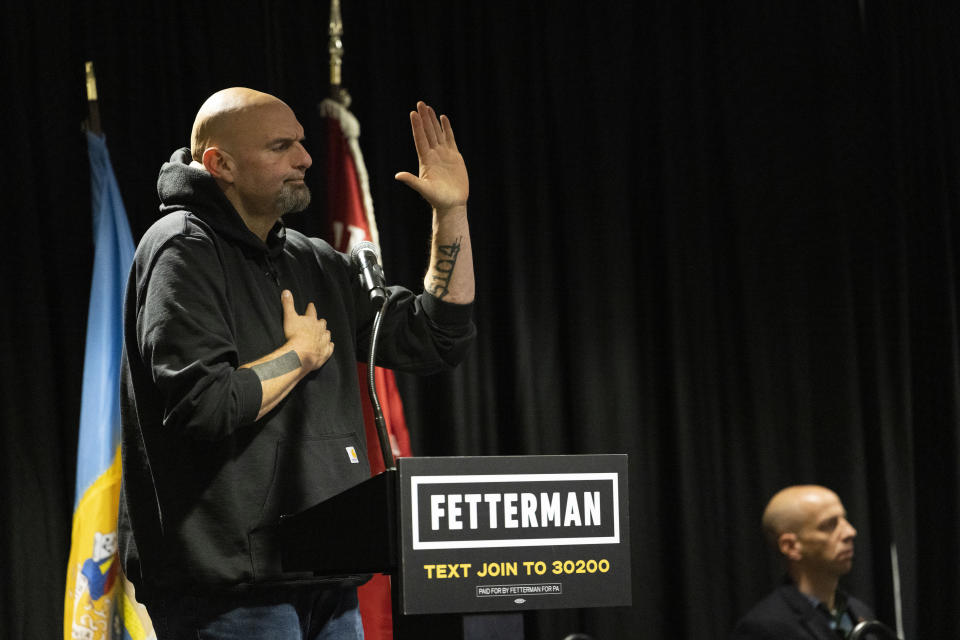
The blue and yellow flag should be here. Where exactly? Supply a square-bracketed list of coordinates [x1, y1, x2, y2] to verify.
[64, 130, 153, 640]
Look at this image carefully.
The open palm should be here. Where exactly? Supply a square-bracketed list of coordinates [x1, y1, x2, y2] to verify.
[395, 101, 469, 211]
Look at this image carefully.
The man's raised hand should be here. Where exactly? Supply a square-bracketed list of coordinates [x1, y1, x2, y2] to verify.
[394, 101, 469, 214]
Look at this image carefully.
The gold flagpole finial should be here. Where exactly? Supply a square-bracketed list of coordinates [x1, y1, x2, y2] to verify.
[329, 0, 351, 106]
[85, 61, 99, 101]
[84, 61, 102, 135]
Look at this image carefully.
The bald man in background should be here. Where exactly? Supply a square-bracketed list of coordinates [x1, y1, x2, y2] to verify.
[117, 88, 475, 638]
[731, 485, 876, 640]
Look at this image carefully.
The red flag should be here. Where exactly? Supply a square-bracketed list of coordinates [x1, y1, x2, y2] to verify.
[322, 98, 409, 638]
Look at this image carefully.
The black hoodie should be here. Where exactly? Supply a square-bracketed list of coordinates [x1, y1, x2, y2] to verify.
[118, 148, 475, 601]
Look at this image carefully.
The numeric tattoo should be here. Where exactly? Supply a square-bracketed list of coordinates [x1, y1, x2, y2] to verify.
[427, 237, 462, 300]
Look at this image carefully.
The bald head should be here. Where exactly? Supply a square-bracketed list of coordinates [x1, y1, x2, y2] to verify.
[762, 485, 840, 549]
[190, 87, 287, 161]
[761, 484, 858, 598]
[186, 88, 312, 238]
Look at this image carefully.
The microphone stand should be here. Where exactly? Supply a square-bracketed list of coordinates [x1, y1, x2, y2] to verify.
[367, 296, 396, 471]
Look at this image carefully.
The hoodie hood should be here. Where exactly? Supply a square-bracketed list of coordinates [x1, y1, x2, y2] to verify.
[157, 147, 285, 258]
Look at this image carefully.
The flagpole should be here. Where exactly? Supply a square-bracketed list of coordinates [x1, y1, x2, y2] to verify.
[329, 0, 351, 107]
[84, 61, 102, 135]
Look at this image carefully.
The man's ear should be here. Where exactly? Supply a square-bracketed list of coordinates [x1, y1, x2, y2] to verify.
[778, 532, 801, 561]
[202, 147, 235, 183]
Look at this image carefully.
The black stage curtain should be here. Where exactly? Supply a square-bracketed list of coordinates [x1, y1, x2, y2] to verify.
[4, 2, 958, 638]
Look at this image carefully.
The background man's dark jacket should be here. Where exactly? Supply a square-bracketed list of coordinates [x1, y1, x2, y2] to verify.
[731, 583, 875, 640]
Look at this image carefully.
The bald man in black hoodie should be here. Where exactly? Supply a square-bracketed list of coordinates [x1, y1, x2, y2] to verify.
[118, 88, 475, 639]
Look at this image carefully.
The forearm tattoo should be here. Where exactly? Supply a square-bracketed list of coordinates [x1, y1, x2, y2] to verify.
[250, 350, 302, 382]
[427, 237, 462, 300]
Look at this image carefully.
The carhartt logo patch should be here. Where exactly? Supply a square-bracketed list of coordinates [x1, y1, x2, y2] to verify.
[346, 446, 360, 464]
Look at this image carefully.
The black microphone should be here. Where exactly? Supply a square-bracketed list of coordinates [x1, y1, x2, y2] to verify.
[350, 240, 387, 305]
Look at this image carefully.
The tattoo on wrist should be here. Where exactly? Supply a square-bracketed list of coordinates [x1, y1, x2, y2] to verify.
[251, 350, 302, 382]
[427, 237, 462, 300]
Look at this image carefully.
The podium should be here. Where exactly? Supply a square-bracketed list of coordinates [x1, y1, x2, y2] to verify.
[280, 454, 631, 638]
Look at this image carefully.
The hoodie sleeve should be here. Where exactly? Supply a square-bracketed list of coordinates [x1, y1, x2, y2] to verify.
[308, 238, 476, 375]
[354, 283, 477, 374]
[136, 232, 263, 441]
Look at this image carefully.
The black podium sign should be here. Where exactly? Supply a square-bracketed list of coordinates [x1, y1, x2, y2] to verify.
[397, 455, 630, 615]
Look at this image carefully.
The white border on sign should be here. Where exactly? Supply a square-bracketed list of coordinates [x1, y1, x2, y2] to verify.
[410, 472, 620, 550]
